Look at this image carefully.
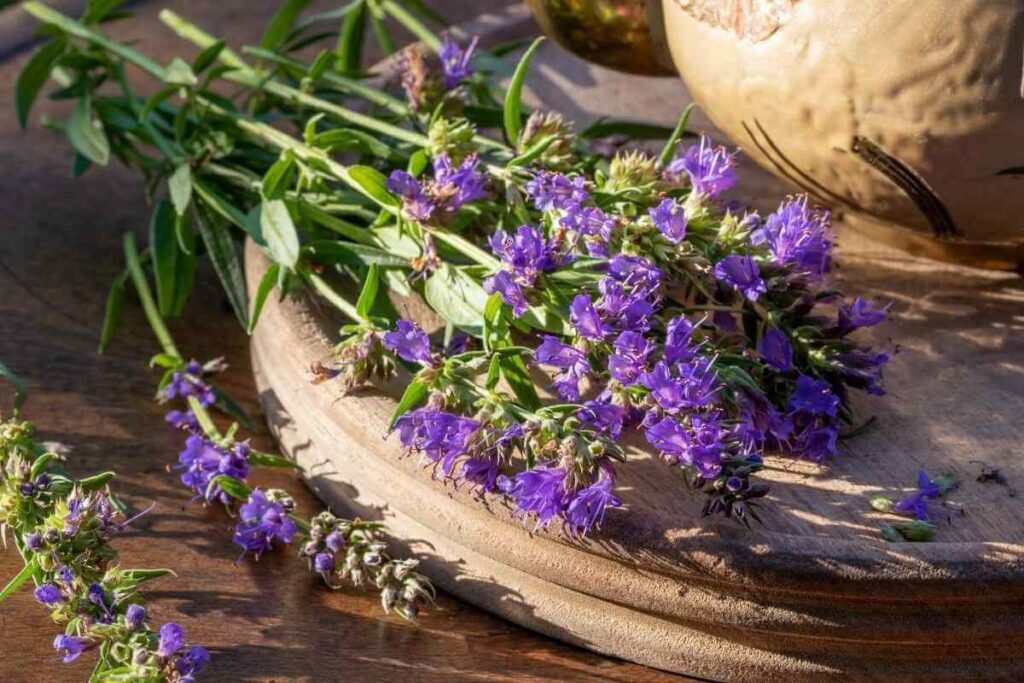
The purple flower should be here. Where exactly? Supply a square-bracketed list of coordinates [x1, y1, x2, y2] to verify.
[325, 530, 345, 553]
[461, 456, 501, 491]
[394, 408, 481, 475]
[314, 552, 336, 573]
[534, 336, 590, 401]
[483, 270, 529, 317]
[714, 255, 767, 302]
[158, 623, 185, 657]
[752, 196, 833, 280]
[525, 171, 588, 212]
[788, 375, 840, 418]
[501, 464, 568, 527]
[53, 634, 91, 663]
[125, 604, 146, 629]
[165, 361, 216, 407]
[793, 424, 839, 462]
[570, 294, 610, 341]
[565, 476, 622, 535]
[645, 414, 725, 477]
[439, 34, 478, 88]
[178, 434, 251, 502]
[578, 400, 626, 439]
[640, 358, 719, 412]
[608, 331, 653, 385]
[607, 255, 662, 299]
[433, 154, 488, 207]
[383, 320, 434, 365]
[735, 393, 793, 450]
[564, 206, 615, 240]
[166, 409, 199, 432]
[667, 136, 738, 197]
[484, 225, 569, 318]
[837, 297, 891, 335]
[663, 316, 697, 365]
[175, 646, 211, 679]
[649, 198, 688, 243]
[835, 349, 891, 396]
[387, 170, 435, 222]
[759, 328, 793, 372]
[34, 583, 62, 606]
[25, 532, 43, 551]
[88, 583, 112, 621]
[233, 490, 298, 561]
[894, 470, 944, 521]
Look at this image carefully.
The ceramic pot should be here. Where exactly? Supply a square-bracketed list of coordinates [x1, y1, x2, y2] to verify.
[527, 0, 1024, 270]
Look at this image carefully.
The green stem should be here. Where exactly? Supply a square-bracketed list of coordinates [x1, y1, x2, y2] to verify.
[380, 0, 441, 51]
[428, 229, 500, 269]
[305, 271, 365, 322]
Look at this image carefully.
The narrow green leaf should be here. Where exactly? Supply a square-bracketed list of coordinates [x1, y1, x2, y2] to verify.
[499, 350, 541, 410]
[192, 40, 226, 74]
[485, 355, 501, 391]
[170, 218, 196, 316]
[67, 97, 110, 166]
[260, 199, 300, 269]
[248, 263, 281, 334]
[312, 128, 392, 159]
[211, 384, 254, 431]
[423, 264, 488, 337]
[369, 10, 395, 55]
[16, 38, 66, 129]
[503, 37, 544, 147]
[192, 177, 263, 244]
[30, 453, 58, 480]
[150, 200, 178, 317]
[658, 103, 695, 167]
[302, 241, 407, 267]
[261, 0, 313, 50]
[80, 471, 116, 491]
[388, 379, 428, 430]
[261, 155, 295, 200]
[355, 263, 379, 319]
[83, 0, 129, 24]
[248, 451, 302, 469]
[0, 362, 27, 411]
[206, 474, 252, 502]
[98, 269, 128, 353]
[120, 568, 175, 583]
[0, 561, 35, 604]
[347, 165, 399, 208]
[194, 211, 249, 328]
[336, 0, 367, 73]
[168, 164, 192, 216]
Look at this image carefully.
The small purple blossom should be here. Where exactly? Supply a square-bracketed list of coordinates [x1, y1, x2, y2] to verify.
[439, 35, 478, 88]
[663, 316, 698, 365]
[165, 361, 216, 407]
[666, 136, 738, 197]
[788, 375, 840, 418]
[34, 583, 62, 606]
[158, 623, 209, 680]
[178, 434, 251, 503]
[714, 254, 767, 302]
[753, 196, 833, 280]
[394, 408, 481, 475]
[166, 409, 199, 432]
[534, 336, 590, 401]
[25, 532, 43, 551]
[233, 490, 298, 561]
[484, 225, 569, 318]
[314, 552, 336, 573]
[525, 171, 588, 212]
[383, 320, 434, 365]
[53, 634, 91, 663]
[565, 476, 622, 535]
[483, 270, 529, 317]
[793, 424, 839, 462]
[759, 328, 793, 372]
[608, 331, 653, 385]
[607, 254, 662, 299]
[461, 456, 501, 491]
[644, 414, 725, 477]
[433, 153, 488, 206]
[894, 470, 945, 521]
[570, 294, 610, 341]
[837, 297, 891, 335]
[649, 198, 688, 243]
[125, 604, 146, 629]
[501, 464, 568, 527]
[578, 400, 626, 439]
[387, 170, 435, 222]
[640, 358, 719, 412]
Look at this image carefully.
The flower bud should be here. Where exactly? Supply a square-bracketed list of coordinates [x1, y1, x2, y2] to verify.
[314, 552, 335, 573]
[125, 604, 146, 630]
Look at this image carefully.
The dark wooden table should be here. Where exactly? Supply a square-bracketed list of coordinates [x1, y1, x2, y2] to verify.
[0, 1, 685, 680]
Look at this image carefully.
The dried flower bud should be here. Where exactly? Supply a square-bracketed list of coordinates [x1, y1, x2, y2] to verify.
[518, 111, 576, 169]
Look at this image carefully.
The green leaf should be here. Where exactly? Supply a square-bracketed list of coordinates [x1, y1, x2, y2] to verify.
[302, 240, 407, 267]
[80, 471, 116, 491]
[211, 384, 254, 431]
[98, 268, 128, 353]
[312, 128, 392, 159]
[168, 163, 192, 216]
[869, 496, 894, 513]
[193, 178, 263, 244]
[336, 0, 367, 73]
[518, 305, 571, 335]
[347, 165, 399, 208]
[485, 355, 501, 391]
[192, 40, 226, 74]
[658, 103, 695, 167]
[150, 200, 191, 318]
[503, 37, 544, 146]
[0, 362, 27, 412]
[0, 561, 35, 604]
[66, 97, 110, 166]
[499, 349, 541, 411]
[248, 451, 302, 469]
[355, 263, 379, 319]
[248, 263, 281, 334]
[170, 216, 196, 316]
[206, 474, 252, 502]
[16, 38, 66, 129]
[424, 264, 488, 337]
[164, 57, 197, 87]
[260, 199, 300, 268]
[120, 568, 175, 583]
[388, 379, 428, 430]
[261, 0, 313, 51]
[261, 155, 295, 200]
[30, 453, 58, 480]
[83, 0, 129, 24]
[194, 211, 249, 328]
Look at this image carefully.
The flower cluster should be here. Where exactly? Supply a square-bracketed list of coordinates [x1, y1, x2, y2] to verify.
[0, 396, 207, 681]
[387, 153, 488, 226]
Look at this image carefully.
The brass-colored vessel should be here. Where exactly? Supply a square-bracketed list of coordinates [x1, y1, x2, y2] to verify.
[524, 0, 675, 76]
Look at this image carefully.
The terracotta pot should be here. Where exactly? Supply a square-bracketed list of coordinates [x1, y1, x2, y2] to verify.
[527, 0, 1024, 271]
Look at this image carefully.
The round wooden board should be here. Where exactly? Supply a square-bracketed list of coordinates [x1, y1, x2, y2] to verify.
[248, 6, 1024, 681]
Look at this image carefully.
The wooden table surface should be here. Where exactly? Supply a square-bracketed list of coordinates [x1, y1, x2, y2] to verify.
[0, 1, 686, 680]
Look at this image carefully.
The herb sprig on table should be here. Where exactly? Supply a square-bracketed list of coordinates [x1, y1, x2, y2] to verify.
[18, 0, 892, 537]
[0, 364, 209, 681]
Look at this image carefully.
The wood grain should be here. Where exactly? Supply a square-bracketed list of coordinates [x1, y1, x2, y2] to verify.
[0, 1, 684, 681]
[246, 10, 1024, 681]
